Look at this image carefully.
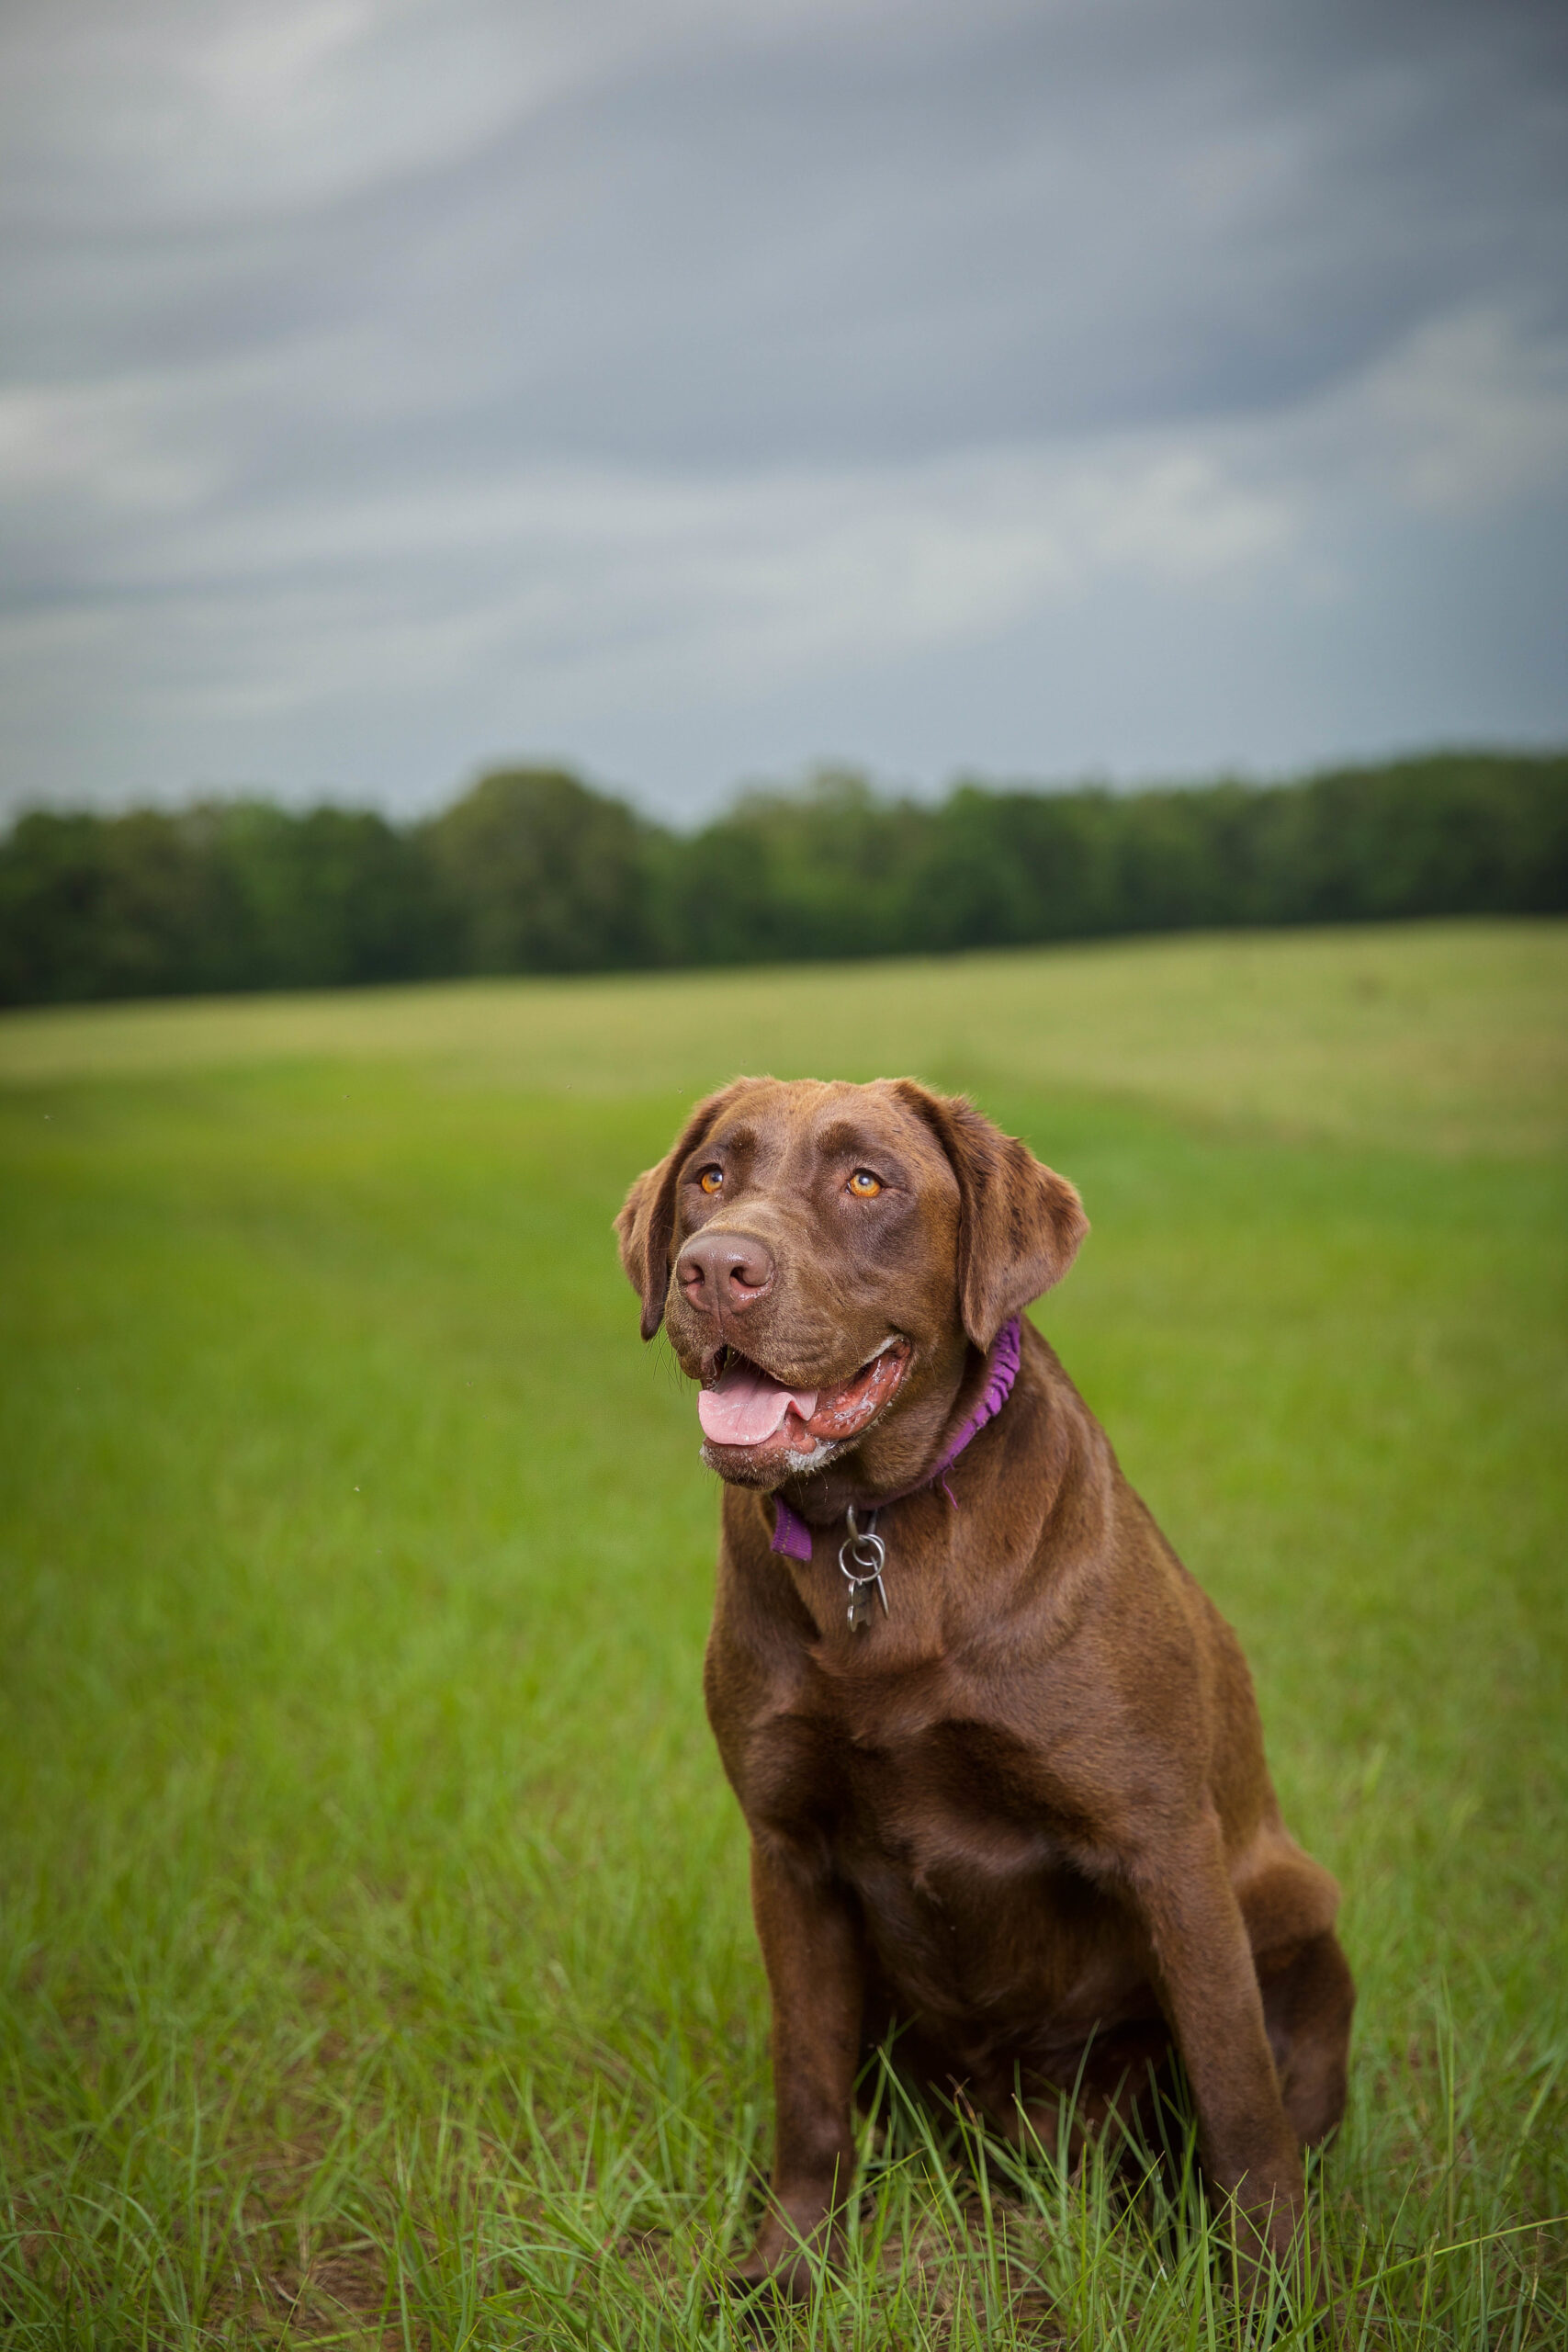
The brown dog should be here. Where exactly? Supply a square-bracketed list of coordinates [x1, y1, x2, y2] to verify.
[616, 1077, 1353, 2294]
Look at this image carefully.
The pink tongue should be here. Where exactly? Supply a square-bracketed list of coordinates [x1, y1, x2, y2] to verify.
[698, 1356, 819, 1447]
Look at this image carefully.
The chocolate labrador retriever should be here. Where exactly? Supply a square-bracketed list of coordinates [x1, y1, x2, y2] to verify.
[616, 1077, 1353, 2294]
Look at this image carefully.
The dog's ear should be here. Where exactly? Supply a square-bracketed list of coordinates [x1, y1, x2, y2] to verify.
[615, 1082, 749, 1341]
[892, 1082, 1088, 1351]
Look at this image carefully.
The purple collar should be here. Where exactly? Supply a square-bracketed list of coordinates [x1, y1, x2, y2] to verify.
[769, 1316, 1024, 1565]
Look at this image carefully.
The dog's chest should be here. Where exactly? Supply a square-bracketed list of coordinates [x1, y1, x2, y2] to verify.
[746, 1679, 1080, 1892]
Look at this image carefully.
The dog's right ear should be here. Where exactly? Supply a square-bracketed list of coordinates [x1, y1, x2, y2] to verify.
[615, 1083, 747, 1341]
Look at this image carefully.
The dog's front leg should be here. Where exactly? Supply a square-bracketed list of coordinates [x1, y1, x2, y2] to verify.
[731, 1838, 863, 2299]
[1133, 1816, 1307, 2278]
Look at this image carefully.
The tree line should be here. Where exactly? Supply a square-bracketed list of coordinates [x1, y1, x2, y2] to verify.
[1, 748, 1564, 1006]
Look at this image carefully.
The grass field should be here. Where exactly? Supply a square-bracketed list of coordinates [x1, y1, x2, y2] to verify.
[1, 917, 1564, 2348]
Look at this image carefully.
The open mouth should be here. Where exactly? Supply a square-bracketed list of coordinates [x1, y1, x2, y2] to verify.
[697, 1338, 910, 1459]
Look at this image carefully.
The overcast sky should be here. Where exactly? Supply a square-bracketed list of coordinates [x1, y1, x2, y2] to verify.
[3, 0, 1566, 820]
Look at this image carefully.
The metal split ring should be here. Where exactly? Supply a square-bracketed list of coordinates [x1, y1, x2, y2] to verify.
[838, 1505, 889, 1624]
[838, 1504, 886, 1583]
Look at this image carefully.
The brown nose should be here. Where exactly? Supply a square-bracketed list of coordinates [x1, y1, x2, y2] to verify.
[676, 1230, 776, 1316]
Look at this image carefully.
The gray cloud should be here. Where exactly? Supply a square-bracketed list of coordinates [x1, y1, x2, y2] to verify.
[2, 0, 1566, 816]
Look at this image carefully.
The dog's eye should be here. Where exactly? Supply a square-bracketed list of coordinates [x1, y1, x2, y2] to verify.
[698, 1167, 725, 1194]
[848, 1170, 883, 1198]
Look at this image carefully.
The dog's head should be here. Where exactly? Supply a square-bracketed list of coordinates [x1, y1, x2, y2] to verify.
[615, 1078, 1086, 1489]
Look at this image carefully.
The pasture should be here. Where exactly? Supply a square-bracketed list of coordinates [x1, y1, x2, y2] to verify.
[1, 918, 1564, 2348]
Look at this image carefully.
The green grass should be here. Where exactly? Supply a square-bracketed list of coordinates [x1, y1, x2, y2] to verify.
[1, 918, 1564, 2347]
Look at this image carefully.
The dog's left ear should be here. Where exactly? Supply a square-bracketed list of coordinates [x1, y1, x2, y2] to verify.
[892, 1082, 1088, 1351]
[615, 1082, 749, 1341]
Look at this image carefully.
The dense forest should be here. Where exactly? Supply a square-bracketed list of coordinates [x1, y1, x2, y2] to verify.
[1, 749, 1564, 1006]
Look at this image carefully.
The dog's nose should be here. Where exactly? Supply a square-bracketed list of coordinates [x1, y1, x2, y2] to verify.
[676, 1231, 776, 1315]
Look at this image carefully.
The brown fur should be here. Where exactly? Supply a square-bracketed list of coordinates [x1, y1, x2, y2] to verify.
[617, 1078, 1353, 2294]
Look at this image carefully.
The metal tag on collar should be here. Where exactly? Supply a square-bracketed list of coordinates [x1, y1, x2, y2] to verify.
[838, 1504, 888, 1630]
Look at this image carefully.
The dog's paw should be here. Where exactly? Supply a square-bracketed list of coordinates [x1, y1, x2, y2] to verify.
[720, 2225, 842, 2305]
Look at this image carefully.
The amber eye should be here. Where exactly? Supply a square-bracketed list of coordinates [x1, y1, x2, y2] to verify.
[848, 1169, 883, 1198]
[698, 1167, 725, 1194]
